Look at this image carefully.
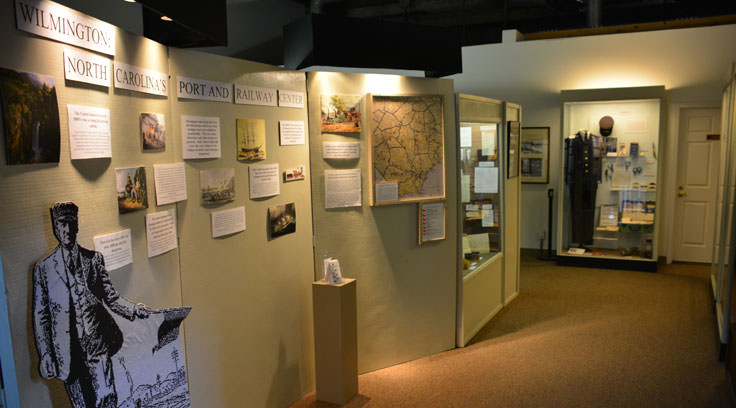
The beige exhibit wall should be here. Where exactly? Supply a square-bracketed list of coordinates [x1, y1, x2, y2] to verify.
[307, 72, 458, 373]
[168, 48, 316, 407]
[452, 24, 736, 258]
[0, 2, 181, 406]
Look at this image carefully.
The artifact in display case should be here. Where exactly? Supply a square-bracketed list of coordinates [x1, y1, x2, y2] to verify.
[459, 121, 502, 274]
[557, 86, 664, 271]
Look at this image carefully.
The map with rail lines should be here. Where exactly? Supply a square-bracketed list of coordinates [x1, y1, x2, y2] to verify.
[370, 95, 445, 203]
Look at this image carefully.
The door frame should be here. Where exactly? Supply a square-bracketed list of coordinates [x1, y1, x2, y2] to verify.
[665, 103, 721, 264]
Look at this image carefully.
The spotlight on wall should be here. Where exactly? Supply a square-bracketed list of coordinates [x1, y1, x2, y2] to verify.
[160, 15, 172, 22]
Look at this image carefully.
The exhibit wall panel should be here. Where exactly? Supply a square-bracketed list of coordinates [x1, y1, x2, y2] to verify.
[168, 48, 315, 408]
[0, 4, 181, 406]
[307, 72, 457, 373]
[453, 24, 736, 255]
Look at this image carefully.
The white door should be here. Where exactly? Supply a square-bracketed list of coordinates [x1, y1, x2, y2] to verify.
[673, 108, 721, 262]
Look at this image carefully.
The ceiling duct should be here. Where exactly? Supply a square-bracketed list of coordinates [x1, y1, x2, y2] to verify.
[137, 0, 228, 48]
[283, 13, 462, 77]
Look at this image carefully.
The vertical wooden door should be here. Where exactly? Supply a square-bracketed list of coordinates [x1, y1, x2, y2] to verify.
[673, 108, 721, 262]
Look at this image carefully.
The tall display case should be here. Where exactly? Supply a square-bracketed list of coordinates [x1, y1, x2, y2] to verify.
[556, 86, 665, 271]
[456, 94, 505, 346]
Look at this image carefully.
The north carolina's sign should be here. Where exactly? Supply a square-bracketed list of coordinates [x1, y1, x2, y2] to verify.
[15, 0, 116, 56]
[114, 62, 168, 97]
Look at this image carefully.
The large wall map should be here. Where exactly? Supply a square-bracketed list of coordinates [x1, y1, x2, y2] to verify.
[370, 95, 445, 205]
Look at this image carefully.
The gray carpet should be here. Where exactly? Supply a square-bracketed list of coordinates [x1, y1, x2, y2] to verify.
[291, 257, 734, 407]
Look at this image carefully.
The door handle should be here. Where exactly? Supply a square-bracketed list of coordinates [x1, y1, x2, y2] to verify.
[678, 186, 688, 197]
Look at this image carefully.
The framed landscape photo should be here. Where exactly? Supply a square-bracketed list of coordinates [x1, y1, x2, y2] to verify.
[520, 127, 550, 184]
[367, 94, 445, 206]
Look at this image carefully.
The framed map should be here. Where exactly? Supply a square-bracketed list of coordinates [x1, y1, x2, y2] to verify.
[368, 94, 445, 206]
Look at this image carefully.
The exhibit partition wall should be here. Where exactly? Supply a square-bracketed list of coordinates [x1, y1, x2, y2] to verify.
[169, 48, 315, 407]
[307, 72, 458, 373]
[0, 1, 316, 407]
[0, 3, 180, 407]
[712, 65, 736, 353]
[456, 93, 505, 346]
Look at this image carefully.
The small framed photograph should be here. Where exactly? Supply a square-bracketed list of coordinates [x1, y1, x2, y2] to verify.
[520, 127, 549, 184]
[140, 113, 165, 150]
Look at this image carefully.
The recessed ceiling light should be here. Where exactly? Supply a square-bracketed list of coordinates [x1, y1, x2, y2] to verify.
[160, 15, 173, 22]
[123, 0, 136, 3]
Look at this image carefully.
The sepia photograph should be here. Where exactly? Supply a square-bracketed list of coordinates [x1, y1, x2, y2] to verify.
[283, 165, 305, 182]
[116, 166, 148, 213]
[321, 94, 361, 133]
[269, 202, 296, 239]
[141, 112, 166, 150]
[200, 168, 235, 204]
[237, 118, 266, 161]
[0, 67, 60, 164]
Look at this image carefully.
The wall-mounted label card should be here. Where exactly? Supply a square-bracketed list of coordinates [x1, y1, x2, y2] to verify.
[249, 163, 280, 199]
[323, 142, 360, 159]
[325, 169, 361, 208]
[113, 61, 168, 96]
[375, 181, 398, 203]
[481, 204, 494, 227]
[474, 166, 498, 193]
[182, 115, 221, 159]
[177, 76, 232, 103]
[234, 84, 277, 106]
[146, 209, 177, 258]
[153, 163, 187, 205]
[211, 206, 246, 238]
[63, 48, 110, 87]
[16, 0, 116, 55]
[67, 104, 111, 160]
[279, 121, 305, 145]
[278, 90, 305, 108]
[93, 229, 132, 271]
[460, 126, 472, 148]
[421, 202, 445, 242]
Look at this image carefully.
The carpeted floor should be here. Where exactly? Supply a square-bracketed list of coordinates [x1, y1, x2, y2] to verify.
[290, 256, 734, 407]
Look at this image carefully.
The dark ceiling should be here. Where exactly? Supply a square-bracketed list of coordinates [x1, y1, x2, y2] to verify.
[294, 0, 736, 45]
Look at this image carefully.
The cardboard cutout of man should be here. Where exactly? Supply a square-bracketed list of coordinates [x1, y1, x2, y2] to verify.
[33, 202, 149, 408]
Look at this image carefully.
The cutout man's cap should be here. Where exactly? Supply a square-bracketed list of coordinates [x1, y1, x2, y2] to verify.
[50, 202, 78, 221]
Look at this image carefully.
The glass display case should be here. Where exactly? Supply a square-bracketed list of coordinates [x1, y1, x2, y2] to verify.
[556, 86, 664, 271]
[459, 120, 502, 275]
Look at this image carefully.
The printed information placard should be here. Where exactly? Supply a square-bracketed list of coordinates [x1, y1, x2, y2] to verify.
[146, 209, 178, 258]
[325, 169, 361, 208]
[153, 163, 187, 205]
[249, 163, 280, 199]
[67, 104, 111, 160]
[181, 115, 221, 159]
[279, 121, 305, 145]
[211, 206, 246, 238]
[93, 229, 132, 271]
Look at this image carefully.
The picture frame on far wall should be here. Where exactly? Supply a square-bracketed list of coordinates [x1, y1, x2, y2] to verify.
[520, 127, 550, 184]
[507, 121, 520, 179]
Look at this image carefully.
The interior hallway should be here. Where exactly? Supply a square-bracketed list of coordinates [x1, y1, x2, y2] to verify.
[291, 255, 733, 407]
